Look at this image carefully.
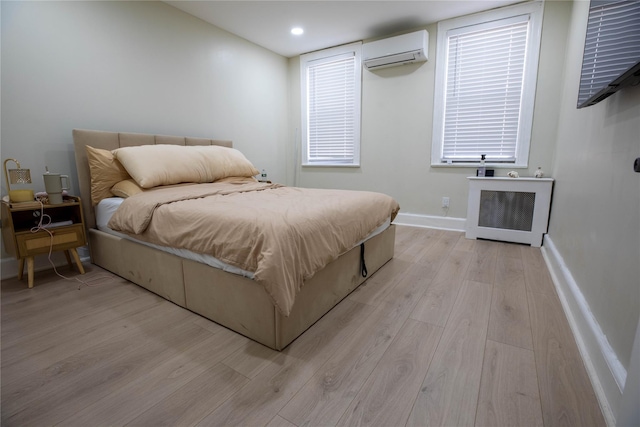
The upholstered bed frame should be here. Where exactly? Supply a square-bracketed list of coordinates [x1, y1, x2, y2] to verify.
[73, 129, 395, 350]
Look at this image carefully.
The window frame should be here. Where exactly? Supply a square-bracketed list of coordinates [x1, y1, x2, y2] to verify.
[430, 1, 544, 168]
[300, 42, 363, 167]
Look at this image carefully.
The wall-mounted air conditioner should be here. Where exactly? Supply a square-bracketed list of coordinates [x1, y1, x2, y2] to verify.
[363, 30, 428, 70]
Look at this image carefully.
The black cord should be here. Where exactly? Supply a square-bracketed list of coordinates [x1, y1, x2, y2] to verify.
[360, 243, 368, 278]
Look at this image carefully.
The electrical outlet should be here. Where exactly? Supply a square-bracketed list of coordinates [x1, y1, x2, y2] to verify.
[442, 197, 450, 208]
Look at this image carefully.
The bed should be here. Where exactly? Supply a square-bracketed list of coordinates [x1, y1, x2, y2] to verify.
[73, 129, 398, 350]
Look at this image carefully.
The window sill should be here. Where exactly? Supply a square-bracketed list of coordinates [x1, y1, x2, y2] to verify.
[302, 164, 361, 168]
[430, 163, 528, 168]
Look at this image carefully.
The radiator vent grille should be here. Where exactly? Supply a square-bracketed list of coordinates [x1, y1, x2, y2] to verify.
[478, 190, 535, 232]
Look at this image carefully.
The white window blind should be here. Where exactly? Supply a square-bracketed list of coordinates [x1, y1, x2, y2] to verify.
[577, 0, 640, 107]
[301, 43, 362, 166]
[443, 17, 528, 162]
[431, 1, 542, 167]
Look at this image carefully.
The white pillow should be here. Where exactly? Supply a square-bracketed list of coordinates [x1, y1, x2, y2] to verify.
[113, 144, 259, 188]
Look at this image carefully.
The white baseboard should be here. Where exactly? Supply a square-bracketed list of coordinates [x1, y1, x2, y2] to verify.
[393, 212, 466, 231]
[541, 235, 623, 426]
[1, 246, 91, 280]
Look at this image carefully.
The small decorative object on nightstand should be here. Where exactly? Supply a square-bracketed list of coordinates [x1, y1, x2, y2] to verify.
[3, 158, 34, 203]
[1, 195, 86, 288]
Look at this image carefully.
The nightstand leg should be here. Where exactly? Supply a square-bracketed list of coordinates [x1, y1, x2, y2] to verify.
[64, 250, 73, 268]
[70, 248, 85, 274]
[26, 257, 34, 288]
[17, 259, 25, 281]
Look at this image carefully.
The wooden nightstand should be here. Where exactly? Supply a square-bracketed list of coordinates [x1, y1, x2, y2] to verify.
[1, 196, 86, 288]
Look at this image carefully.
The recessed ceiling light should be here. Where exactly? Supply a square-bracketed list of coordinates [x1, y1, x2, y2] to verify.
[291, 27, 304, 36]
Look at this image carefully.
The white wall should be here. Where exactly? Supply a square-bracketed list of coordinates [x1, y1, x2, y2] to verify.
[288, 2, 567, 221]
[1, 0, 288, 258]
[545, 0, 640, 420]
[616, 318, 640, 426]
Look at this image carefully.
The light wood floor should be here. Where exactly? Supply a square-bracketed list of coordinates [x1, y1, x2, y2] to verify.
[1, 226, 606, 426]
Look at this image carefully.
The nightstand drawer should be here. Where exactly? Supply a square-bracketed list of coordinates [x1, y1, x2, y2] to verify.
[16, 224, 85, 257]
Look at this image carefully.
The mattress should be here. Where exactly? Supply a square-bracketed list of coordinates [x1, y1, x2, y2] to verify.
[96, 197, 390, 280]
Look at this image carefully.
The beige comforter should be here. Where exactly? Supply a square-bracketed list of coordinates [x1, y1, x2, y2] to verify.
[108, 181, 399, 315]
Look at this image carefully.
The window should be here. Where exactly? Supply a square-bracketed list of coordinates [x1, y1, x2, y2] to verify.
[431, 1, 543, 167]
[301, 42, 362, 166]
[577, 0, 640, 108]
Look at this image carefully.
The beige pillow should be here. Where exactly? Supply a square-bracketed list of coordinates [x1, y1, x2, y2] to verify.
[111, 179, 145, 198]
[113, 144, 259, 188]
[85, 145, 131, 205]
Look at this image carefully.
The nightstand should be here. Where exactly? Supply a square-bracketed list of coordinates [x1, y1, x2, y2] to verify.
[1, 196, 86, 288]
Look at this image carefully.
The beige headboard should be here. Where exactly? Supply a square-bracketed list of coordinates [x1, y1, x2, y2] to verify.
[72, 129, 232, 230]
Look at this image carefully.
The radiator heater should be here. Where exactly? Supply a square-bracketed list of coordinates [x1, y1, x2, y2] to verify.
[466, 177, 553, 247]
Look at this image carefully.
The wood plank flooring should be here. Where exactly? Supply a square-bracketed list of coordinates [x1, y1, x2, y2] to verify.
[1, 226, 606, 426]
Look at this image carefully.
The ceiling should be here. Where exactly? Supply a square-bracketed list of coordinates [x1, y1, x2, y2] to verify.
[165, 1, 524, 58]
